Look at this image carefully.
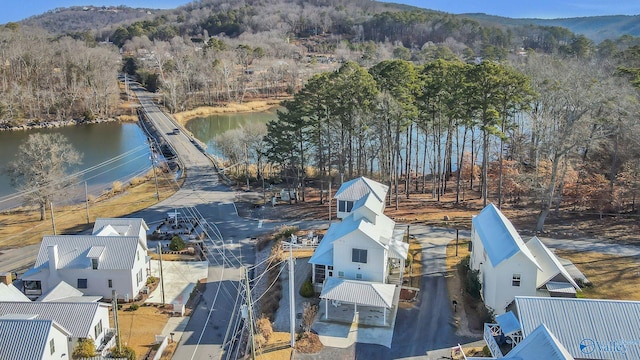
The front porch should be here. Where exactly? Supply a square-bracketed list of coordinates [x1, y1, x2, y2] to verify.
[483, 311, 523, 358]
[319, 277, 399, 327]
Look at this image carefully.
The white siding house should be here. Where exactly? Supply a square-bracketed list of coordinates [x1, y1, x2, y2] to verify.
[334, 176, 388, 219]
[470, 204, 580, 315]
[310, 177, 407, 325]
[22, 235, 148, 301]
[0, 301, 114, 357]
[470, 204, 541, 315]
[92, 217, 149, 248]
[0, 317, 71, 360]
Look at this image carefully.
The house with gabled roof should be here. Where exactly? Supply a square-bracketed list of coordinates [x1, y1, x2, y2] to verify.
[0, 317, 71, 360]
[0, 301, 114, 357]
[482, 296, 640, 359]
[470, 204, 580, 315]
[334, 176, 388, 219]
[92, 217, 149, 248]
[473, 322, 574, 360]
[22, 234, 148, 302]
[310, 177, 407, 326]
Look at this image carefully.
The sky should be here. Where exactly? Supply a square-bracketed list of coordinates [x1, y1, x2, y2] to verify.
[2, 0, 640, 25]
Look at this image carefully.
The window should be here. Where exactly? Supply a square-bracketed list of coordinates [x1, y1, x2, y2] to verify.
[108, 279, 113, 288]
[512, 274, 521, 287]
[338, 271, 344, 278]
[338, 200, 354, 212]
[94, 320, 103, 339]
[136, 269, 143, 285]
[352, 248, 368, 264]
[91, 258, 98, 270]
[49, 339, 55, 355]
[77, 278, 88, 289]
[356, 273, 362, 280]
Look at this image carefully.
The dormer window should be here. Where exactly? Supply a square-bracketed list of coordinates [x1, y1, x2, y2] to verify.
[87, 245, 105, 270]
[338, 200, 354, 213]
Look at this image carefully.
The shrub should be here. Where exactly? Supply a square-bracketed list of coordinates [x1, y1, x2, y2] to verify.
[300, 279, 315, 298]
[111, 345, 136, 360]
[146, 276, 157, 285]
[129, 304, 139, 311]
[112, 181, 124, 193]
[169, 236, 186, 251]
[256, 316, 273, 340]
[72, 338, 96, 359]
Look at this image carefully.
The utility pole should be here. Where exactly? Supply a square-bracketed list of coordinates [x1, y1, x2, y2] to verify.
[150, 141, 160, 201]
[158, 244, 165, 305]
[328, 180, 332, 221]
[288, 242, 296, 347]
[244, 267, 256, 359]
[84, 181, 90, 224]
[50, 202, 56, 235]
[112, 290, 121, 351]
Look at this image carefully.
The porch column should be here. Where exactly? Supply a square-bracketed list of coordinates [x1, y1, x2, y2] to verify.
[354, 303, 357, 314]
[312, 264, 316, 284]
[325, 298, 328, 319]
[383, 307, 386, 325]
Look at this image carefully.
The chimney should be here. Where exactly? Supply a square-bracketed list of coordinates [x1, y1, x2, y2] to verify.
[0, 272, 12, 285]
[48, 245, 59, 271]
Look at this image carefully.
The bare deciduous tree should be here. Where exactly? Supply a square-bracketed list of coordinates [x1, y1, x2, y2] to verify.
[5, 133, 83, 220]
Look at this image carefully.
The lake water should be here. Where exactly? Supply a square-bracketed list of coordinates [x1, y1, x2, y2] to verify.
[185, 109, 279, 158]
[0, 122, 151, 209]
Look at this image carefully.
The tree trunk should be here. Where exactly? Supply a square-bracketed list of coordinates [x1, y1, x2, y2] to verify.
[535, 153, 562, 232]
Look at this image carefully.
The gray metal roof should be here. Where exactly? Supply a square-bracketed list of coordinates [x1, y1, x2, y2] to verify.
[320, 278, 395, 308]
[526, 236, 580, 290]
[515, 296, 640, 359]
[0, 318, 69, 360]
[87, 245, 106, 259]
[0, 301, 107, 338]
[0, 283, 30, 302]
[506, 323, 574, 359]
[37, 281, 83, 302]
[472, 204, 540, 269]
[92, 217, 148, 237]
[35, 235, 140, 270]
[334, 177, 388, 203]
[545, 282, 577, 294]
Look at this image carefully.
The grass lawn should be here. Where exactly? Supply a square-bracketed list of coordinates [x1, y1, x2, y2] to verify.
[256, 332, 293, 360]
[0, 171, 179, 249]
[554, 250, 640, 300]
[113, 305, 170, 359]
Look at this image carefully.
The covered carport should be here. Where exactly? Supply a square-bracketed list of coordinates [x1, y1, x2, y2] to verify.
[320, 277, 395, 326]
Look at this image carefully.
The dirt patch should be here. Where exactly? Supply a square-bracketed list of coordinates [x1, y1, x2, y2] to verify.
[114, 305, 169, 358]
[295, 332, 323, 354]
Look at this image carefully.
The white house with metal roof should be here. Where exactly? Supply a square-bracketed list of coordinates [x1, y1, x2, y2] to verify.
[0, 317, 71, 360]
[482, 296, 640, 359]
[310, 177, 407, 327]
[0, 301, 114, 357]
[93, 217, 149, 248]
[334, 176, 388, 219]
[22, 234, 148, 302]
[470, 204, 580, 315]
[473, 322, 574, 360]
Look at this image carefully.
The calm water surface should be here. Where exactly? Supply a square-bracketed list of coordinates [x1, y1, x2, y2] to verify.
[185, 109, 279, 157]
[0, 122, 151, 208]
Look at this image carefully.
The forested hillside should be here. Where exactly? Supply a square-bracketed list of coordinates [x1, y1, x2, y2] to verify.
[463, 13, 640, 43]
[2, 0, 640, 231]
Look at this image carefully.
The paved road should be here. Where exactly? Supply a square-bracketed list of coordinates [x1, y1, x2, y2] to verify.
[130, 86, 307, 360]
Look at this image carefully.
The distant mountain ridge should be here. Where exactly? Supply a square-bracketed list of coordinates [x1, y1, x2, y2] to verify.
[20, 6, 163, 35]
[462, 13, 640, 43]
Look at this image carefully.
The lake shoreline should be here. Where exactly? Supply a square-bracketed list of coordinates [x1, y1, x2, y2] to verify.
[173, 99, 283, 125]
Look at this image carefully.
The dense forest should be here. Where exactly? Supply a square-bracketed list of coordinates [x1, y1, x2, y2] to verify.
[1, 0, 640, 230]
